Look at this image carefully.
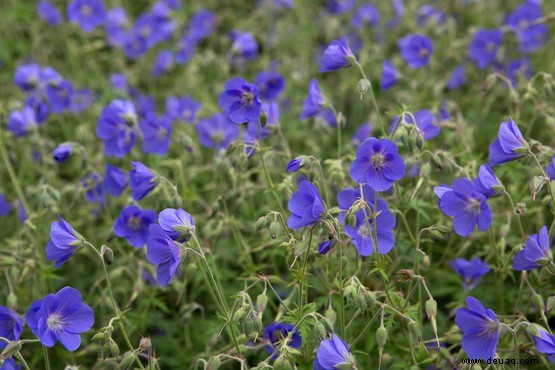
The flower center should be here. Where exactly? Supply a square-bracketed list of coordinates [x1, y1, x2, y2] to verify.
[371, 153, 386, 171]
[240, 92, 254, 107]
[46, 313, 64, 330]
[211, 130, 224, 143]
[486, 42, 495, 52]
[128, 216, 142, 230]
[467, 197, 481, 215]
[358, 222, 373, 239]
[419, 48, 429, 58]
[81, 5, 92, 16]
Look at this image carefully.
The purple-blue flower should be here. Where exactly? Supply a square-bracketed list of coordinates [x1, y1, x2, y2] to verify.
[0, 358, 20, 370]
[380, 60, 398, 91]
[255, 71, 286, 101]
[7, 106, 38, 138]
[46, 80, 74, 113]
[300, 79, 327, 120]
[175, 35, 197, 64]
[287, 181, 325, 230]
[473, 165, 503, 199]
[0, 306, 23, 348]
[67, 0, 105, 32]
[187, 9, 215, 42]
[314, 333, 355, 370]
[338, 184, 396, 256]
[105, 7, 130, 48]
[390, 110, 440, 140]
[264, 322, 302, 357]
[114, 205, 156, 248]
[351, 4, 379, 29]
[488, 117, 528, 166]
[146, 224, 183, 286]
[286, 158, 304, 173]
[437, 179, 492, 237]
[53, 144, 73, 162]
[152, 50, 174, 77]
[398, 34, 433, 69]
[158, 208, 195, 242]
[218, 78, 262, 124]
[447, 64, 466, 90]
[96, 99, 137, 157]
[388, 0, 404, 29]
[103, 164, 128, 197]
[327, 0, 355, 15]
[29, 286, 94, 351]
[513, 226, 552, 271]
[506, 58, 532, 87]
[196, 113, 240, 151]
[319, 37, 356, 73]
[38, 0, 62, 25]
[139, 112, 172, 155]
[546, 157, 555, 180]
[531, 327, 555, 363]
[505, 2, 547, 53]
[350, 138, 406, 192]
[81, 173, 104, 203]
[229, 31, 258, 64]
[0, 194, 12, 217]
[129, 161, 159, 201]
[416, 5, 446, 26]
[352, 122, 372, 145]
[45, 215, 85, 268]
[469, 29, 503, 69]
[165, 96, 201, 123]
[318, 240, 334, 255]
[455, 297, 500, 360]
[449, 258, 491, 291]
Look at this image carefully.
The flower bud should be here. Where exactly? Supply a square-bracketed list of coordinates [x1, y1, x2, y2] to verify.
[206, 356, 222, 370]
[346, 213, 357, 228]
[358, 79, 371, 98]
[530, 176, 546, 201]
[337, 112, 346, 129]
[356, 293, 368, 311]
[516, 202, 527, 216]
[425, 298, 437, 320]
[526, 323, 543, 338]
[274, 355, 294, 370]
[92, 332, 108, 342]
[532, 293, 546, 318]
[7, 293, 17, 309]
[242, 317, 255, 335]
[546, 296, 555, 313]
[108, 338, 120, 357]
[364, 290, 376, 306]
[256, 294, 268, 313]
[119, 352, 138, 368]
[260, 110, 268, 127]
[325, 308, 337, 328]
[139, 337, 152, 352]
[314, 321, 328, 342]
[269, 220, 281, 240]
[255, 216, 269, 231]
[415, 134, 424, 151]
[422, 255, 431, 269]
[376, 326, 388, 350]
[0, 341, 22, 360]
[408, 320, 422, 343]
[101, 245, 114, 265]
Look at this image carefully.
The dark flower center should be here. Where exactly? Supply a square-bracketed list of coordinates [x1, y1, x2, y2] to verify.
[240, 92, 254, 107]
[270, 329, 287, 344]
[371, 153, 386, 171]
[419, 48, 429, 58]
[128, 216, 142, 230]
[211, 130, 224, 143]
[81, 5, 92, 16]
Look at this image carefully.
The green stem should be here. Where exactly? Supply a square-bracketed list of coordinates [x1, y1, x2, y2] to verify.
[42, 345, 51, 370]
[503, 190, 526, 238]
[529, 151, 555, 213]
[355, 62, 385, 137]
[490, 227, 505, 314]
[0, 126, 31, 217]
[337, 240, 346, 339]
[298, 229, 313, 311]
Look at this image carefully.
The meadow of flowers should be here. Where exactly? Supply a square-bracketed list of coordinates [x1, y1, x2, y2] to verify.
[1, 0, 555, 369]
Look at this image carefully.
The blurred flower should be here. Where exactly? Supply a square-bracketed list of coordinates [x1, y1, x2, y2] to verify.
[29, 286, 94, 351]
[388, 0, 404, 28]
[123, 33, 148, 60]
[264, 322, 302, 357]
[175, 35, 197, 64]
[473, 165, 502, 199]
[469, 29, 503, 69]
[104, 7, 130, 47]
[0, 194, 12, 217]
[26, 94, 50, 123]
[319, 36, 356, 73]
[300, 78, 326, 120]
[158, 208, 195, 242]
[488, 117, 528, 166]
[327, 0, 355, 15]
[438, 178, 492, 236]
[545, 157, 555, 180]
[352, 122, 372, 145]
[399, 34, 433, 68]
[110, 73, 128, 92]
[513, 226, 552, 271]
[129, 161, 159, 200]
[338, 184, 396, 256]
[146, 224, 183, 286]
[96, 99, 137, 157]
[0, 306, 23, 348]
[38, 0, 62, 25]
[7, 106, 38, 137]
[449, 258, 491, 291]
[114, 205, 157, 248]
[229, 31, 258, 64]
[531, 327, 555, 362]
[416, 5, 446, 26]
[314, 109, 337, 127]
[390, 110, 440, 140]
[140, 112, 172, 155]
[165, 96, 202, 123]
[53, 143, 73, 162]
[447, 64, 465, 90]
[506, 58, 532, 86]
[286, 158, 304, 173]
[350, 138, 406, 192]
[46, 80, 74, 113]
[0, 358, 19, 370]
[318, 240, 334, 254]
[351, 4, 379, 29]
[67, 0, 105, 32]
[505, 2, 547, 53]
[314, 333, 355, 369]
[103, 164, 128, 197]
[45, 215, 85, 267]
[287, 181, 325, 230]
[196, 113, 240, 150]
[81, 173, 104, 203]
[380, 60, 398, 91]
[187, 9, 215, 42]
[255, 71, 285, 100]
[455, 297, 500, 360]
[152, 50, 174, 77]
[69, 88, 94, 113]
[218, 77, 262, 124]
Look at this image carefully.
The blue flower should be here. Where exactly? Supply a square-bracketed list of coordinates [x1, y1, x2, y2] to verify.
[338, 184, 396, 256]
[165, 96, 202, 123]
[0, 194, 12, 217]
[96, 99, 137, 157]
[318, 240, 334, 255]
[350, 138, 406, 192]
[399, 34, 433, 69]
[0, 358, 20, 370]
[255, 71, 286, 101]
[380, 60, 399, 91]
[146, 224, 183, 286]
[218, 78, 262, 124]
[530, 326, 555, 363]
[105, 7, 130, 48]
[67, 0, 105, 32]
[506, 58, 532, 87]
[114, 205, 157, 248]
[264, 322, 302, 357]
[30, 286, 94, 351]
[175, 35, 197, 64]
[469, 29, 503, 69]
[447, 64, 466, 90]
[449, 258, 491, 291]
[81, 173, 104, 203]
[488, 117, 528, 166]
[0, 306, 23, 348]
[300, 79, 327, 120]
[38, 0, 62, 25]
[139, 112, 172, 155]
[351, 4, 379, 29]
[53, 144, 73, 162]
[287, 181, 325, 230]
[229, 31, 258, 64]
[45, 215, 85, 267]
[546, 157, 555, 180]
[46, 80, 73, 113]
[7, 106, 38, 138]
[319, 37, 356, 73]
[187, 9, 215, 42]
[286, 158, 304, 173]
[158, 208, 195, 242]
[352, 122, 372, 145]
[151, 50, 174, 77]
[314, 333, 355, 370]
[473, 165, 503, 199]
[513, 226, 552, 271]
[388, 0, 404, 29]
[438, 179, 492, 237]
[390, 110, 440, 140]
[505, 2, 547, 53]
[455, 297, 500, 360]
[327, 0, 355, 15]
[129, 161, 159, 201]
[103, 164, 127, 197]
[196, 113, 240, 151]
[416, 5, 446, 26]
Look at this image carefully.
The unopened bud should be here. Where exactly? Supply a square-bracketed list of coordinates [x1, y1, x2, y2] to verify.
[358, 79, 371, 98]
[260, 111, 268, 127]
[546, 296, 555, 313]
[273, 355, 294, 370]
[139, 337, 152, 352]
[516, 202, 527, 216]
[108, 338, 120, 357]
[356, 293, 368, 311]
[119, 352, 138, 368]
[314, 322, 328, 341]
[530, 176, 546, 201]
[364, 290, 376, 306]
[425, 298, 437, 320]
[0, 341, 22, 360]
[101, 245, 114, 265]
[532, 293, 546, 318]
[346, 213, 357, 228]
[526, 323, 543, 338]
[337, 112, 346, 129]
[376, 326, 388, 350]
[255, 216, 269, 231]
[325, 308, 337, 328]
[7, 293, 17, 309]
[256, 294, 268, 313]
[408, 320, 422, 343]
[269, 220, 281, 240]
[206, 356, 222, 370]
[415, 134, 424, 150]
